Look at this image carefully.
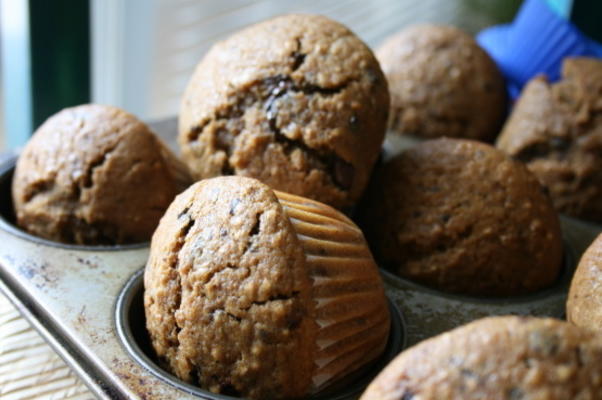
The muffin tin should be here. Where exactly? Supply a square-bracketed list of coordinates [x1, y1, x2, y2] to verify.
[0, 119, 600, 399]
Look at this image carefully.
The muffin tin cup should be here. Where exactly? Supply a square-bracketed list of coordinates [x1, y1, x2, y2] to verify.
[115, 268, 406, 400]
[1, 118, 601, 398]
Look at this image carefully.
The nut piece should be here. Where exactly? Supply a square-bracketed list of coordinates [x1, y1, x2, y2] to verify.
[12, 104, 191, 245]
[376, 24, 506, 141]
[497, 57, 602, 222]
[567, 233, 602, 330]
[179, 14, 389, 210]
[144, 176, 390, 399]
[361, 316, 602, 400]
[359, 138, 563, 296]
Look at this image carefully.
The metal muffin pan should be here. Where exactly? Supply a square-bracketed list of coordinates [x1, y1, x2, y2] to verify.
[0, 156, 404, 399]
[1, 119, 600, 398]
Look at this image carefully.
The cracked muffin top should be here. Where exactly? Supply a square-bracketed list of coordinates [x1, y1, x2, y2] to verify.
[358, 138, 563, 296]
[12, 104, 191, 245]
[376, 24, 506, 141]
[144, 176, 390, 399]
[497, 57, 602, 223]
[361, 316, 602, 400]
[178, 14, 389, 210]
[567, 233, 602, 331]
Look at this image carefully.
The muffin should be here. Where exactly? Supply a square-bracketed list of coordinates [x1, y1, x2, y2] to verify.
[497, 57, 602, 223]
[179, 14, 389, 210]
[376, 24, 506, 141]
[12, 104, 191, 245]
[361, 316, 602, 400]
[567, 233, 602, 330]
[144, 176, 390, 399]
[358, 138, 563, 296]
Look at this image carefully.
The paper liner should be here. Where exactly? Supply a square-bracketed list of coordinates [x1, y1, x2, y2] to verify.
[274, 191, 391, 393]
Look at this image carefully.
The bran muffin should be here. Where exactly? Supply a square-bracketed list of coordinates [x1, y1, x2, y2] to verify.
[497, 57, 602, 223]
[358, 138, 563, 296]
[567, 233, 602, 330]
[179, 14, 389, 210]
[144, 176, 390, 399]
[12, 104, 191, 245]
[376, 24, 506, 141]
[361, 316, 602, 400]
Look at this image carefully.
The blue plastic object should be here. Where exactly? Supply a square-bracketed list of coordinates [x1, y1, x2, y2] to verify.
[477, 0, 602, 98]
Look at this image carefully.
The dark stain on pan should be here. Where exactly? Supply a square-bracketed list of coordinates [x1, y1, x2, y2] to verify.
[113, 357, 154, 400]
[18, 260, 58, 289]
[77, 256, 100, 269]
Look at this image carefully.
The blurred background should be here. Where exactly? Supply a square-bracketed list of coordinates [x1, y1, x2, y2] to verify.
[0, 0, 522, 151]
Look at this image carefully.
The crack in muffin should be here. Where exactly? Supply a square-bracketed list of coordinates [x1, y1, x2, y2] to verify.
[179, 14, 389, 210]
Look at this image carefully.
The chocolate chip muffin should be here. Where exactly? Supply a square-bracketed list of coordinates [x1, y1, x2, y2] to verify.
[179, 14, 389, 210]
[358, 138, 563, 296]
[376, 24, 506, 141]
[497, 57, 602, 223]
[12, 104, 191, 245]
[361, 316, 602, 400]
[567, 233, 602, 330]
[144, 176, 390, 399]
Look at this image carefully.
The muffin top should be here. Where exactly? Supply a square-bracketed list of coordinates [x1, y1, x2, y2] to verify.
[359, 138, 563, 296]
[12, 104, 190, 245]
[376, 24, 506, 141]
[361, 316, 602, 400]
[567, 233, 602, 330]
[497, 57, 602, 222]
[179, 14, 389, 210]
[144, 176, 389, 399]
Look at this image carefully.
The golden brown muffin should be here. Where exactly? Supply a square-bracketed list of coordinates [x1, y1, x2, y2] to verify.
[144, 176, 390, 399]
[179, 14, 389, 210]
[361, 316, 602, 400]
[497, 57, 602, 223]
[358, 138, 563, 296]
[567, 233, 602, 330]
[12, 104, 191, 245]
[376, 24, 506, 141]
